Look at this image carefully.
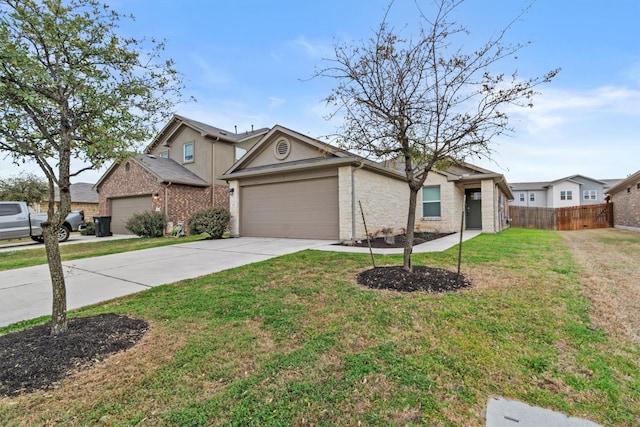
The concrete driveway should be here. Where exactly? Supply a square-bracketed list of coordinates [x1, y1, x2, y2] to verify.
[0, 237, 332, 327]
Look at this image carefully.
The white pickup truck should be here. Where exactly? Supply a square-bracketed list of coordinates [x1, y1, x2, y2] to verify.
[0, 201, 86, 243]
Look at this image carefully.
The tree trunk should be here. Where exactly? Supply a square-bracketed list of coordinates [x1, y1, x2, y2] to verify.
[45, 167, 72, 335]
[403, 186, 420, 272]
[43, 223, 68, 335]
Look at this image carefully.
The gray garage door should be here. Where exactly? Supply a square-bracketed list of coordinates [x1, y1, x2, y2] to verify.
[241, 177, 339, 239]
[110, 195, 151, 234]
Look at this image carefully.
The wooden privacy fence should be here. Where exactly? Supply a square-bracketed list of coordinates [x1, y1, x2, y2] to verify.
[510, 203, 613, 231]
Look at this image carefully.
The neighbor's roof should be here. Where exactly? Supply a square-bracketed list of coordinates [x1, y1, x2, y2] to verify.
[510, 175, 622, 192]
[509, 181, 550, 191]
[47, 183, 99, 203]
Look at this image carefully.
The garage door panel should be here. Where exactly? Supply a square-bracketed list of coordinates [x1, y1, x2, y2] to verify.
[241, 177, 338, 239]
[110, 196, 151, 234]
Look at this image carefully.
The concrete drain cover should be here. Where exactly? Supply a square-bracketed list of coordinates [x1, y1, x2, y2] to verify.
[486, 397, 602, 427]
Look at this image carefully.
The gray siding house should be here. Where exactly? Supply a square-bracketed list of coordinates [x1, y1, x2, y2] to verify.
[509, 175, 620, 208]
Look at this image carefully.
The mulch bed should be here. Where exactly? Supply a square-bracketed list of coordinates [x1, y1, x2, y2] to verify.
[340, 232, 455, 249]
[0, 313, 148, 397]
[358, 265, 472, 293]
[348, 232, 472, 293]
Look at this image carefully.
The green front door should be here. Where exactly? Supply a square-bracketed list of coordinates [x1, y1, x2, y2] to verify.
[465, 189, 482, 229]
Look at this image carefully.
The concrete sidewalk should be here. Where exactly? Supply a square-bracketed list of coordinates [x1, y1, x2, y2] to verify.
[313, 230, 481, 255]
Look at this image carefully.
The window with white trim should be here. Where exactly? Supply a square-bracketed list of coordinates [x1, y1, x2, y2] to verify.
[560, 190, 573, 201]
[529, 193, 535, 202]
[235, 146, 247, 161]
[183, 142, 194, 163]
[422, 186, 441, 217]
[159, 151, 169, 159]
[519, 193, 525, 202]
[583, 190, 596, 200]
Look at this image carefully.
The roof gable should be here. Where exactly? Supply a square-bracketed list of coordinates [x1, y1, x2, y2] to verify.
[550, 174, 607, 186]
[225, 125, 351, 175]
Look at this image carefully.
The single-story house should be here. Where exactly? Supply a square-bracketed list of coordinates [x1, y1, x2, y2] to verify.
[35, 182, 100, 219]
[95, 115, 512, 239]
[94, 115, 268, 234]
[509, 175, 620, 208]
[220, 125, 513, 241]
[607, 169, 640, 231]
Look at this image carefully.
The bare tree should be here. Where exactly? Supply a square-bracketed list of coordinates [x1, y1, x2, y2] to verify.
[318, 0, 558, 272]
[0, 0, 187, 334]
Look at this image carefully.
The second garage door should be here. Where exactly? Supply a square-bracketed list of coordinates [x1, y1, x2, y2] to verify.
[240, 177, 339, 239]
[110, 195, 151, 234]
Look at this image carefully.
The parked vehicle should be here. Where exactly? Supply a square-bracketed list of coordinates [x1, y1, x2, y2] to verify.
[0, 201, 86, 243]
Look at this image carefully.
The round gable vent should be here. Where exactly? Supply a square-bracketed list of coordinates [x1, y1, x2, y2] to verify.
[273, 138, 291, 160]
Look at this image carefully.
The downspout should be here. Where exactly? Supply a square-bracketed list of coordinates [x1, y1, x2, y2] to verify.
[164, 182, 172, 219]
[494, 176, 505, 231]
[211, 136, 220, 207]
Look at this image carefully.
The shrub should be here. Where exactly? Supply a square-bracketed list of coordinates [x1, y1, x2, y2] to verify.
[125, 211, 167, 238]
[80, 221, 95, 236]
[188, 207, 230, 239]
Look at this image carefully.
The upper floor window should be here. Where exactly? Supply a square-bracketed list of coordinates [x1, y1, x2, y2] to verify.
[183, 142, 194, 163]
[560, 190, 573, 201]
[583, 190, 597, 200]
[529, 193, 535, 202]
[235, 146, 247, 161]
[519, 193, 525, 202]
[159, 151, 169, 159]
[422, 186, 441, 217]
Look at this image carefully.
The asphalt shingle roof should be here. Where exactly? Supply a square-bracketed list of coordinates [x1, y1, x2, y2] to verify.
[134, 154, 209, 186]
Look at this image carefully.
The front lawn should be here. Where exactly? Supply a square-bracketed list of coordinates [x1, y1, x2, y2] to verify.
[1, 228, 638, 426]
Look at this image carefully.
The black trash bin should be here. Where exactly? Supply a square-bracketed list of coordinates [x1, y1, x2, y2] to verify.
[93, 216, 113, 237]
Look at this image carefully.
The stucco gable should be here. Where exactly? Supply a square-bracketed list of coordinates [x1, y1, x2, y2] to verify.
[225, 125, 352, 174]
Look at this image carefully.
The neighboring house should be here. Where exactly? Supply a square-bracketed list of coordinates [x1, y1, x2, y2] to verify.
[509, 175, 620, 208]
[607, 169, 640, 231]
[95, 115, 512, 239]
[95, 115, 268, 234]
[220, 125, 513, 241]
[36, 182, 100, 219]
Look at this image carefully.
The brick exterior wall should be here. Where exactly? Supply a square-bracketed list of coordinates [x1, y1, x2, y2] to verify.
[47, 201, 99, 221]
[611, 178, 640, 231]
[97, 159, 230, 234]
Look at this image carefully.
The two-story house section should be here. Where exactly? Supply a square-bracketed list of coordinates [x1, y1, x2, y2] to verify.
[509, 175, 621, 208]
[95, 115, 269, 234]
[509, 182, 549, 207]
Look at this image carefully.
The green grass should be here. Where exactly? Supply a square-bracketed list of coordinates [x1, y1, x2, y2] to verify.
[1, 228, 639, 426]
[0, 234, 208, 271]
